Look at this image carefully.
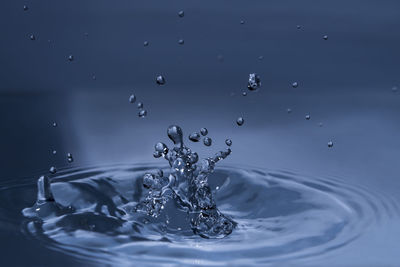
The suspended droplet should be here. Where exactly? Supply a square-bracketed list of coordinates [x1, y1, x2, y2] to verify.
[29, 34, 35, 40]
[52, 150, 57, 155]
[49, 166, 57, 174]
[247, 73, 261, 91]
[178, 11, 184, 17]
[242, 92, 247, 96]
[236, 117, 244, 126]
[178, 39, 184, 45]
[323, 35, 328, 40]
[292, 82, 298, 88]
[167, 125, 183, 147]
[319, 122, 323, 127]
[137, 102, 143, 109]
[52, 122, 57, 127]
[23, 5, 28, 11]
[189, 132, 201, 142]
[305, 114, 311, 120]
[92, 75, 96, 80]
[200, 128, 208, 136]
[68, 55, 74, 61]
[129, 94, 136, 103]
[392, 86, 398, 93]
[328, 141, 333, 148]
[143, 41, 149, 47]
[155, 142, 169, 154]
[156, 75, 166, 85]
[240, 20, 245, 25]
[287, 108, 292, 113]
[297, 25, 301, 29]
[225, 139, 232, 146]
[258, 55, 264, 60]
[203, 137, 212, 146]
[67, 153, 73, 163]
[138, 109, 147, 118]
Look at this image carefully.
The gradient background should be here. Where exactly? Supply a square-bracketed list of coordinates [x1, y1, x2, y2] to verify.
[0, 0, 399, 266]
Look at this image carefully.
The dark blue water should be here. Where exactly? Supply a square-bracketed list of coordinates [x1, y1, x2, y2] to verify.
[1, 0, 400, 266]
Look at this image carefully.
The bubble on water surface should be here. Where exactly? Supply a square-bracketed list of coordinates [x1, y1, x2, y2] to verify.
[236, 117, 244, 126]
[247, 73, 261, 91]
[137, 102, 143, 109]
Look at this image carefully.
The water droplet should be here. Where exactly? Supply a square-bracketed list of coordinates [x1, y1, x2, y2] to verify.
[92, 75, 96, 80]
[292, 82, 298, 88]
[242, 92, 247, 96]
[287, 108, 292, 113]
[129, 94, 136, 103]
[23, 5, 28, 11]
[328, 141, 333, 148]
[305, 114, 311, 120]
[52, 122, 57, 127]
[217, 54, 224, 62]
[167, 125, 183, 147]
[138, 109, 147, 118]
[137, 102, 143, 109]
[216, 186, 220, 190]
[143, 41, 149, 47]
[29, 34, 35, 41]
[67, 153, 73, 163]
[258, 55, 264, 60]
[392, 86, 398, 93]
[52, 150, 57, 155]
[236, 117, 244, 126]
[156, 75, 166, 85]
[178, 11, 184, 17]
[319, 122, 323, 127]
[84, 32, 89, 37]
[323, 35, 328, 40]
[189, 132, 201, 142]
[225, 139, 232, 146]
[240, 20, 245, 24]
[297, 25, 301, 29]
[178, 39, 184, 45]
[203, 137, 212, 146]
[68, 55, 74, 61]
[49, 166, 57, 174]
[247, 73, 261, 91]
[200, 128, 208, 136]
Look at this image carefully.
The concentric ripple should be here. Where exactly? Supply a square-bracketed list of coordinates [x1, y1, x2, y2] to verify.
[12, 164, 399, 265]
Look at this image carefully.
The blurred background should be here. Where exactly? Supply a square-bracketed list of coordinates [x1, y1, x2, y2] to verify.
[0, 0, 399, 265]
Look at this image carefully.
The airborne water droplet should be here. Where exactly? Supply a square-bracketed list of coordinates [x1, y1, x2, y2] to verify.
[242, 92, 247, 96]
[189, 132, 201, 142]
[156, 75, 166, 85]
[287, 108, 292, 113]
[200, 128, 208, 136]
[178, 11, 184, 17]
[328, 141, 333, 148]
[138, 110, 147, 118]
[178, 39, 184, 45]
[292, 82, 298, 88]
[203, 137, 212, 147]
[52, 122, 57, 127]
[323, 35, 328, 40]
[137, 102, 143, 109]
[52, 150, 57, 155]
[247, 73, 261, 91]
[143, 41, 149, 47]
[236, 117, 244, 126]
[68, 55, 74, 61]
[225, 139, 232, 146]
[23, 5, 28, 11]
[129, 94, 136, 103]
[305, 114, 311, 120]
[49, 166, 57, 174]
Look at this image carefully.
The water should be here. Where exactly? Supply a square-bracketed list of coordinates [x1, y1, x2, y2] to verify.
[13, 163, 398, 266]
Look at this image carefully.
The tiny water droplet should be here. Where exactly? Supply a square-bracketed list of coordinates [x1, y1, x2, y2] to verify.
[236, 117, 244, 126]
[178, 39, 184, 45]
[49, 166, 57, 174]
[305, 114, 311, 120]
[216, 186, 220, 190]
[297, 25, 301, 29]
[138, 109, 147, 118]
[92, 75, 96, 80]
[392, 86, 398, 93]
[200, 128, 208, 136]
[67, 153, 73, 163]
[68, 55, 74, 61]
[319, 122, 323, 127]
[129, 94, 136, 103]
[225, 139, 232, 146]
[287, 108, 292, 113]
[258, 55, 264, 60]
[292, 82, 298, 88]
[178, 11, 184, 17]
[52, 150, 57, 155]
[248, 73, 261, 91]
[328, 141, 333, 148]
[156, 75, 166, 85]
[242, 91, 247, 96]
[23, 5, 28, 11]
[203, 137, 212, 146]
[29, 34, 35, 40]
[240, 20, 245, 24]
[189, 132, 201, 142]
[143, 41, 149, 47]
[137, 102, 143, 109]
[84, 32, 89, 37]
[217, 54, 224, 62]
[52, 122, 57, 127]
[323, 35, 328, 40]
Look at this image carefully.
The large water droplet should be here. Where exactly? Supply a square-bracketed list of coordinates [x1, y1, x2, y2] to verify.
[167, 125, 183, 147]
